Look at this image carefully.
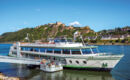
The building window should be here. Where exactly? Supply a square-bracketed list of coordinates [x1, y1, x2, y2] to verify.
[76, 61, 79, 64]
[69, 60, 72, 63]
[83, 61, 87, 64]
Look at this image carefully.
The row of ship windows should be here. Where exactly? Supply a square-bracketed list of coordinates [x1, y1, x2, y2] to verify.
[69, 60, 87, 64]
[12, 52, 87, 64]
[20, 47, 98, 54]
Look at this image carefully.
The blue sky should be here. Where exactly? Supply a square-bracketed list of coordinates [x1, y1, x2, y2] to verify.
[0, 0, 130, 35]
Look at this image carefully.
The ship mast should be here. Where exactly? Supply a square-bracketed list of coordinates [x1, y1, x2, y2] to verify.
[25, 33, 30, 42]
[80, 35, 85, 46]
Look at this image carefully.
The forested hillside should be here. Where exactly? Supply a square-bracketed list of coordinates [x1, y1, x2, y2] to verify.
[0, 22, 94, 42]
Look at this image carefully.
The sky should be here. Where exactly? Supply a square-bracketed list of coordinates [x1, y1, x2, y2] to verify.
[0, 0, 130, 35]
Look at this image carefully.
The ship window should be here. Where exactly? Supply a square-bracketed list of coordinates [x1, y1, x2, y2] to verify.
[69, 60, 72, 63]
[21, 47, 24, 50]
[54, 49, 61, 54]
[40, 56, 44, 59]
[22, 47, 25, 51]
[76, 61, 79, 64]
[67, 39, 72, 42]
[82, 49, 91, 54]
[25, 47, 29, 51]
[47, 48, 53, 53]
[12, 52, 16, 55]
[53, 57, 56, 60]
[61, 39, 66, 42]
[83, 61, 87, 64]
[22, 47, 33, 51]
[92, 48, 98, 53]
[63, 49, 70, 54]
[29, 48, 32, 51]
[34, 55, 39, 59]
[40, 48, 46, 52]
[30, 54, 35, 59]
[54, 39, 61, 43]
[71, 49, 81, 55]
[30, 48, 33, 51]
[33, 48, 39, 52]
[26, 47, 30, 51]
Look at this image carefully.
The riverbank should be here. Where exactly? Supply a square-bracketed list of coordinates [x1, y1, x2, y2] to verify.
[88, 42, 130, 45]
[0, 72, 20, 80]
[0, 42, 14, 44]
[0, 42, 130, 45]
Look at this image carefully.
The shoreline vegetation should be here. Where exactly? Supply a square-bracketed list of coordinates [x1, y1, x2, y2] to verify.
[0, 22, 129, 45]
[88, 42, 130, 45]
[0, 42, 130, 45]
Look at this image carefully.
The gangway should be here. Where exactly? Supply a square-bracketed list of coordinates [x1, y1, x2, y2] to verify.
[0, 56, 40, 65]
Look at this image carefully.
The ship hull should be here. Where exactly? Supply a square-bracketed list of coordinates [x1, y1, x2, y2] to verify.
[9, 50, 122, 71]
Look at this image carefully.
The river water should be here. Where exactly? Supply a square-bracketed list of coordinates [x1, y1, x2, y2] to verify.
[0, 44, 130, 80]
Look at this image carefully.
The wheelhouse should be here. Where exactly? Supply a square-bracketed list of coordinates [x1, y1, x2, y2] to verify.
[49, 38, 73, 43]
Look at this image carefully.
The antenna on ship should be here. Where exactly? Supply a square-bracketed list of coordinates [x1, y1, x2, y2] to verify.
[73, 31, 78, 41]
[80, 35, 85, 46]
[74, 31, 85, 46]
[25, 33, 30, 42]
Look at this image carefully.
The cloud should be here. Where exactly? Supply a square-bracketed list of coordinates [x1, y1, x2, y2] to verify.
[23, 22, 27, 25]
[35, 8, 41, 11]
[69, 21, 81, 26]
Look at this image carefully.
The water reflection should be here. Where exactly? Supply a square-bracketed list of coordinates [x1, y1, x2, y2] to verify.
[25, 70, 114, 80]
[63, 70, 114, 80]
[0, 63, 114, 80]
[0, 63, 30, 78]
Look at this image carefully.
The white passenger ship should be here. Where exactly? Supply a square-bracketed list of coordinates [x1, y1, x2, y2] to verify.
[9, 38, 123, 71]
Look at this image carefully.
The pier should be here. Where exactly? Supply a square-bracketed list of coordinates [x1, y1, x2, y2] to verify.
[0, 56, 40, 65]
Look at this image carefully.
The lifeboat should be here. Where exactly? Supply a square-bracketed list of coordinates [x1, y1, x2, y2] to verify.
[40, 59, 63, 72]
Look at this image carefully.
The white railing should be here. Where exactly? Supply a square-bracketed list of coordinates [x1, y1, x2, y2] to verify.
[21, 43, 56, 47]
[20, 42, 83, 47]
[0, 56, 40, 65]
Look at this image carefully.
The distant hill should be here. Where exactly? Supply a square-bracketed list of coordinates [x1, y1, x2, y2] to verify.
[0, 22, 129, 43]
[98, 26, 130, 36]
[0, 22, 94, 42]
